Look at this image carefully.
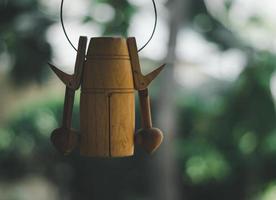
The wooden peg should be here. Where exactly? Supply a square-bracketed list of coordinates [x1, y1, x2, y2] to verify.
[48, 63, 74, 88]
[127, 37, 165, 90]
[135, 88, 163, 153]
[51, 87, 78, 155]
[127, 37, 164, 153]
[48, 36, 87, 89]
[50, 36, 87, 155]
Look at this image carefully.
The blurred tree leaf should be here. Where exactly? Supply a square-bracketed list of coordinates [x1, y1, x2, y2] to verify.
[177, 51, 276, 200]
[0, 0, 53, 84]
[0, 0, 136, 84]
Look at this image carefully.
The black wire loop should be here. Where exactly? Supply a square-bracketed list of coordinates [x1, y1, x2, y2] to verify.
[60, 0, 158, 52]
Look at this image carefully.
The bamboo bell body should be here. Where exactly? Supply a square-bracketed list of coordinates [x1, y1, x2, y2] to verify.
[49, 36, 164, 157]
[80, 38, 135, 157]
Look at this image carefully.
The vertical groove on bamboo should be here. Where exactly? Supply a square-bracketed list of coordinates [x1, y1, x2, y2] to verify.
[80, 37, 135, 157]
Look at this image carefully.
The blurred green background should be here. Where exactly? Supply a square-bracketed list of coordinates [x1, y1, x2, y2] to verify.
[1, 0, 276, 199]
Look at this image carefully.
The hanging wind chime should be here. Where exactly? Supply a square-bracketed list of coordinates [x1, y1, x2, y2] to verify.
[49, 0, 165, 157]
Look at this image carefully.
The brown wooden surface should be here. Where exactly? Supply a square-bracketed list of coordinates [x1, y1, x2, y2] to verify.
[127, 37, 165, 90]
[80, 92, 110, 156]
[138, 88, 152, 129]
[51, 36, 164, 156]
[135, 88, 164, 154]
[80, 37, 135, 157]
[62, 87, 75, 128]
[50, 36, 87, 155]
[127, 37, 164, 154]
[49, 36, 87, 90]
[110, 92, 134, 156]
[70, 36, 88, 89]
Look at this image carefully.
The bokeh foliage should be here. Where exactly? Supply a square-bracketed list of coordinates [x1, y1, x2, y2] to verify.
[0, 98, 153, 200]
[93, 0, 136, 36]
[0, 0, 135, 84]
[177, 52, 276, 199]
[0, 0, 52, 84]
[1, 0, 276, 200]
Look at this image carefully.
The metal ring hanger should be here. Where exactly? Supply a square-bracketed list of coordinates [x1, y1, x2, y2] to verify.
[60, 0, 158, 52]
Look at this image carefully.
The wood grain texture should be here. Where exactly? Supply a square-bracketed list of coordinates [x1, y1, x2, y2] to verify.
[138, 88, 152, 129]
[127, 37, 164, 154]
[127, 37, 165, 90]
[50, 36, 87, 155]
[48, 36, 87, 90]
[110, 92, 135, 157]
[50, 36, 164, 156]
[135, 88, 164, 153]
[79, 37, 135, 157]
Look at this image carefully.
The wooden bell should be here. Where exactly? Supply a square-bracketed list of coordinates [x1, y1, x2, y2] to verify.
[49, 36, 164, 157]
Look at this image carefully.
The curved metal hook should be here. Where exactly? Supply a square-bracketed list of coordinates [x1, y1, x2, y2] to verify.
[60, 0, 158, 52]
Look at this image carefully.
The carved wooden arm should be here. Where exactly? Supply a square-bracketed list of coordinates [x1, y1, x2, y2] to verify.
[127, 37, 164, 153]
[48, 36, 87, 155]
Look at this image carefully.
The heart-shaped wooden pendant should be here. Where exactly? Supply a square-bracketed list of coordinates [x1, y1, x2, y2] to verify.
[135, 128, 163, 153]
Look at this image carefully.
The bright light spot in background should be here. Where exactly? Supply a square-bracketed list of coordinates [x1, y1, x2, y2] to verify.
[127, 0, 151, 7]
[128, 0, 169, 60]
[177, 29, 218, 64]
[206, 0, 276, 53]
[261, 183, 276, 200]
[238, 132, 258, 155]
[175, 28, 247, 89]
[127, 0, 168, 8]
[200, 49, 247, 81]
[34, 108, 58, 137]
[47, 22, 102, 74]
[43, 0, 274, 85]
[270, 72, 276, 102]
[46, 0, 102, 74]
[41, 0, 91, 18]
[174, 65, 208, 90]
[91, 3, 115, 23]
[46, 0, 168, 71]
[204, 0, 228, 20]
[185, 151, 230, 184]
[228, 0, 276, 51]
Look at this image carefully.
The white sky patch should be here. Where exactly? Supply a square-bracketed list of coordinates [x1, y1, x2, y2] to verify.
[174, 64, 209, 90]
[128, 6, 169, 60]
[176, 28, 246, 85]
[46, 21, 102, 74]
[176, 29, 218, 64]
[44, 0, 102, 74]
[127, 0, 167, 7]
[206, 0, 276, 53]
[43, 0, 254, 83]
[41, 0, 91, 18]
[91, 3, 115, 23]
[61, 0, 91, 18]
[204, 0, 228, 20]
[261, 184, 276, 200]
[270, 72, 276, 102]
[200, 49, 247, 81]
[127, 0, 151, 7]
[44, 0, 169, 64]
